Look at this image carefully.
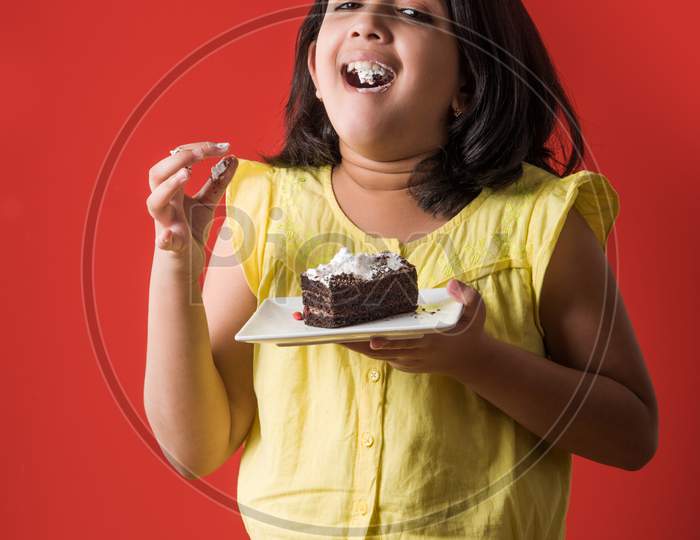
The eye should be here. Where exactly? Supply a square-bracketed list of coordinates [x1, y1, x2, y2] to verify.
[333, 2, 434, 24]
[334, 2, 360, 10]
[397, 7, 433, 23]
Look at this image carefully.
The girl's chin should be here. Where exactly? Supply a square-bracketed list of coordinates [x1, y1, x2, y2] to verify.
[335, 123, 400, 146]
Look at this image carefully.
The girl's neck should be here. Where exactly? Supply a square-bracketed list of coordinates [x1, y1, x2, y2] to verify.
[337, 141, 438, 192]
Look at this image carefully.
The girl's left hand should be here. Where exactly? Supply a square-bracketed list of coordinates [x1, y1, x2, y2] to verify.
[338, 279, 488, 377]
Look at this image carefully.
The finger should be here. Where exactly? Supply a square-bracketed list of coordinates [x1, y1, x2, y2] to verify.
[338, 341, 389, 359]
[447, 279, 483, 319]
[146, 167, 191, 220]
[169, 141, 230, 160]
[443, 279, 484, 335]
[369, 336, 426, 350]
[337, 341, 372, 354]
[193, 155, 238, 208]
[148, 141, 230, 190]
[339, 341, 422, 361]
[388, 361, 422, 373]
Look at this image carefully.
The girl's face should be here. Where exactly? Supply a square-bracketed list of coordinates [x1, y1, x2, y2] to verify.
[308, 0, 467, 161]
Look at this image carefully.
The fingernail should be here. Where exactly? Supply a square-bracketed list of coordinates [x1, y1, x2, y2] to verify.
[215, 142, 230, 151]
[371, 337, 385, 349]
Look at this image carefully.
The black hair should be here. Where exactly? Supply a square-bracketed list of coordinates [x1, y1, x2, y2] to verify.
[261, 0, 584, 219]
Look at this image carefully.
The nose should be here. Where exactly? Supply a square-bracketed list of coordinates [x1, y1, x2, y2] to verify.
[347, 7, 392, 42]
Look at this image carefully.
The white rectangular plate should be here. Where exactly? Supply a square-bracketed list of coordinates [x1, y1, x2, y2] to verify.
[235, 287, 463, 347]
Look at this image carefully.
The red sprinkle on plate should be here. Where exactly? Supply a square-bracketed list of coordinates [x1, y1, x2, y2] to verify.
[292, 311, 303, 320]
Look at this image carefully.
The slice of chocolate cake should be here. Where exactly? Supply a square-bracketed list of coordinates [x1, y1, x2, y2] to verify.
[300, 247, 418, 328]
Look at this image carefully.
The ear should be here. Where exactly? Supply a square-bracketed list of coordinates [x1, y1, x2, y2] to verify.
[451, 83, 470, 115]
[451, 71, 471, 115]
[307, 40, 322, 100]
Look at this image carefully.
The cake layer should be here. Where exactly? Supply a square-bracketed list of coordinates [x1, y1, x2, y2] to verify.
[303, 296, 416, 318]
[302, 301, 417, 328]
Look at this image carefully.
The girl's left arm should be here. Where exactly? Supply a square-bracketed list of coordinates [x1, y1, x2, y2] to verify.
[341, 208, 659, 471]
[456, 207, 659, 471]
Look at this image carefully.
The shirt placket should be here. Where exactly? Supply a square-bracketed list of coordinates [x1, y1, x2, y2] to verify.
[351, 360, 387, 524]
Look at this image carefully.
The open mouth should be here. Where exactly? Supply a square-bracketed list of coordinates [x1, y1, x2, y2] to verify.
[341, 61, 396, 93]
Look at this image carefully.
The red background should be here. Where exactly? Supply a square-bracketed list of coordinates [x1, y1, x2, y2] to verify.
[4, 1, 698, 538]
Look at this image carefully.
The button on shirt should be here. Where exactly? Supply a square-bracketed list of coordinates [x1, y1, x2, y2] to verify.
[367, 368, 381, 383]
[225, 159, 620, 539]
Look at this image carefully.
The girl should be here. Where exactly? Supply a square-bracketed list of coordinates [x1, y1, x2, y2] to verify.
[144, 1, 658, 538]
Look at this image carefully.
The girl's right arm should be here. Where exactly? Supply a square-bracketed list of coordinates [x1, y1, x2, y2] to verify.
[143, 142, 256, 479]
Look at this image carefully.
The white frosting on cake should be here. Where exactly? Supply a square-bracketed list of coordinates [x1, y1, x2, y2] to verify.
[304, 247, 404, 285]
[210, 159, 229, 180]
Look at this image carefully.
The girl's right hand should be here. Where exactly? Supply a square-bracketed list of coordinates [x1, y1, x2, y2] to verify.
[146, 141, 238, 280]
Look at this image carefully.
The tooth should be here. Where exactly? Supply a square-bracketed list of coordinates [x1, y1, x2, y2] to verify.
[348, 61, 389, 74]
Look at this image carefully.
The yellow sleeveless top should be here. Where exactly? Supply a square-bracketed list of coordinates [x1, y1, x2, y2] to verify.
[224, 158, 619, 539]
